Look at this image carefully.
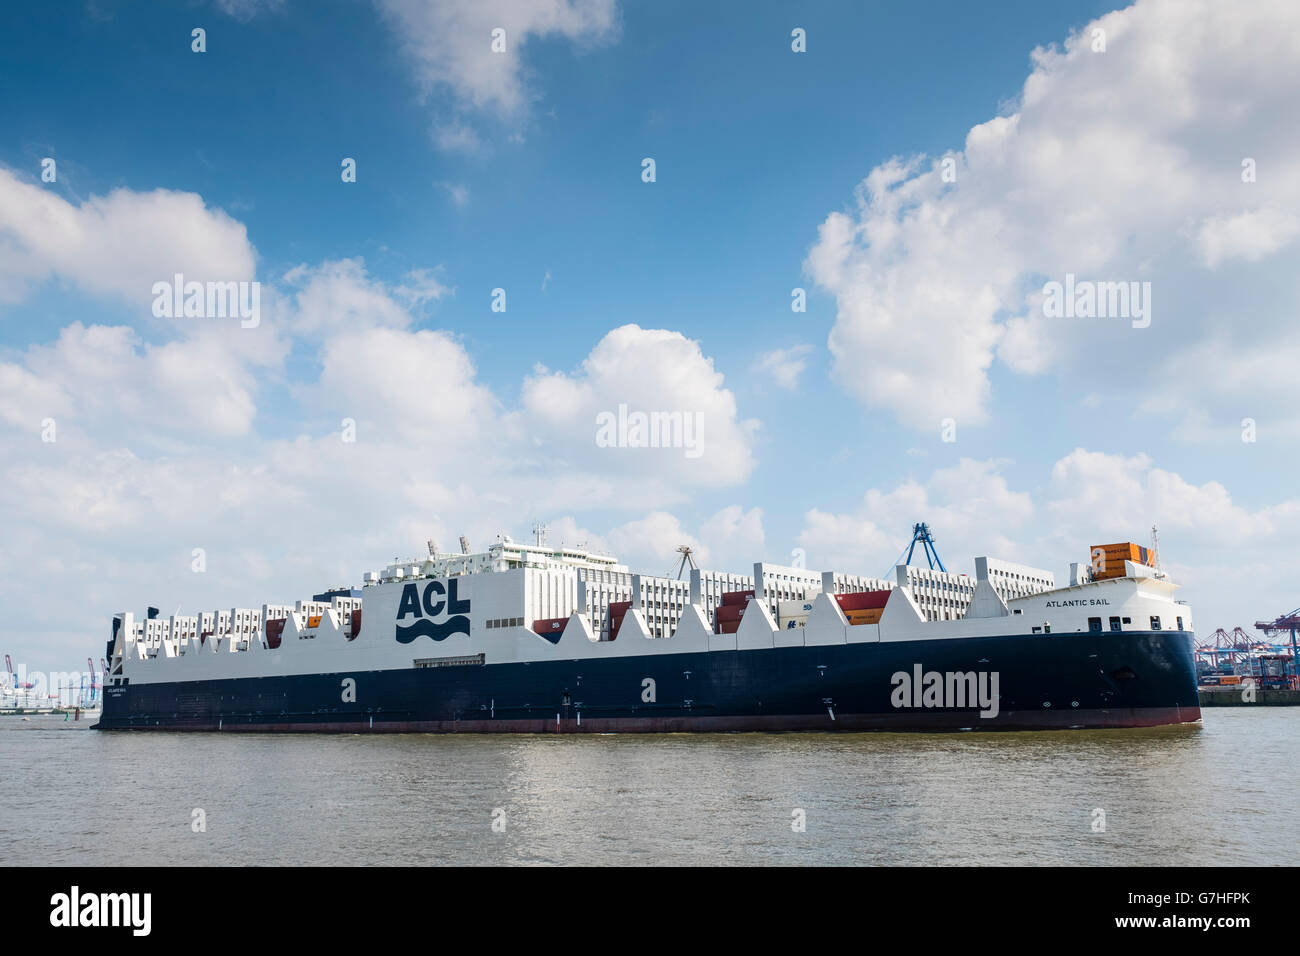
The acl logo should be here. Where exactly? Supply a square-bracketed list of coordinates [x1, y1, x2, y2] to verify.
[395, 579, 471, 644]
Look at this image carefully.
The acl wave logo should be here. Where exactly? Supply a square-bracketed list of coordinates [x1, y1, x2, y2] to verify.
[395, 579, 471, 644]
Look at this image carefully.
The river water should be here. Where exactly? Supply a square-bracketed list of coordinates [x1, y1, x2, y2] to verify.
[3, 709, 1294, 866]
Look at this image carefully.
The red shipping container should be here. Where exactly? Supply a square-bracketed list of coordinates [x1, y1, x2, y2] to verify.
[264, 619, 284, 650]
[715, 604, 746, 622]
[607, 601, 631, 640]
[835, 590, 891, 612]
[720, 590, 755, 607]
[532, 617, 568, 636]
[349, 609, 362, 640]
[714, 619, 740, 634]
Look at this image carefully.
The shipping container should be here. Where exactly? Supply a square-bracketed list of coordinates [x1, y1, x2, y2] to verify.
[714, 619, 740, 635]
[349, 609, 362, 640]
[265, 619, 284, 650]
[1090, 542, 1154, 579]
[845, 608, 884, 626]
[607, 601, 632, 641]
[715, 604, 746, 622]
[720, 589, 755, 607]
[307, 614, 322, 629]
[835, 590, 891, 612]
[532, 617, 568, 636]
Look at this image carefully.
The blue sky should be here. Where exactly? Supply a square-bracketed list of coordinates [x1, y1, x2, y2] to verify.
[2, 0, 1298, 671]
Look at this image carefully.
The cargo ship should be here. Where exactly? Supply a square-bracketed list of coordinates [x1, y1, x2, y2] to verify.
[95, 532, 1201, 733]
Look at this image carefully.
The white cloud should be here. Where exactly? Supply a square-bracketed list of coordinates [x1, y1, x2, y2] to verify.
[3, 321, 284, 441]
[805, 0, 1300, 432]
[1198, 209, 1300, 268]
[315, 326, 498, 442]
[799, 458, 1033, 575]
[378, 0, 618, 115]
[755, 344, 814, 390]
[0, 167, 257, 309]
[520, 324, 760, 493]
[280, 258, 451, 338]
[605, 505, 765, 575]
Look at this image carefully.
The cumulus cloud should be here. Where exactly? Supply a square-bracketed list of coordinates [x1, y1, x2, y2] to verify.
[2, 321, 285, 442]
[805, 0, 1300, 432]
[605, 505, 765, 575]
[315, 326, 498, 442]
[0, 167, 256, 309]
[280, 258, 451, 338]
[520, 324, 760, 493]
[799, 458, 1033, 575]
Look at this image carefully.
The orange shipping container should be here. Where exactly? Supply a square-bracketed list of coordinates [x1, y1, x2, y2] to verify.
[846, 608, 884, 626]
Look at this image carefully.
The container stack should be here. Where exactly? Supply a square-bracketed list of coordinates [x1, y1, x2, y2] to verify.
[777, 600, 815, 630]
[1090, 542, 1154, 580]
[714, 590, 754, 634]
[835, 590, 891, 626]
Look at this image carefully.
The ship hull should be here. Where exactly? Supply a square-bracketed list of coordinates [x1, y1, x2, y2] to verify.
[95, 629, 1201, 733]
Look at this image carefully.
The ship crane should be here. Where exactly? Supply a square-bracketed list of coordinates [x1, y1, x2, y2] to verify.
[674, 545, 698, 580]
[1253, 608, 1300, 689]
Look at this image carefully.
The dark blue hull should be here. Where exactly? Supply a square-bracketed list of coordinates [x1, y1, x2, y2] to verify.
[95, 630, 1201, 732]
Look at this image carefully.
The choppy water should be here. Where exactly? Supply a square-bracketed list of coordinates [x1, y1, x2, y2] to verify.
[2, 709, 1295, 865]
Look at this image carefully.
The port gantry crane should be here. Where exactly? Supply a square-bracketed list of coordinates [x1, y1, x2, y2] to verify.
[1253, 608, 1300, 689]
[905, 522, 946, 572]
[881, 522, 949, 578]
[1195, 627, 1257, 669]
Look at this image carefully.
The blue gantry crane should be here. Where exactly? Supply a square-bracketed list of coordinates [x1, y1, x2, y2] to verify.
[905, 522, 947, 572]
[884, 522, 948, 577]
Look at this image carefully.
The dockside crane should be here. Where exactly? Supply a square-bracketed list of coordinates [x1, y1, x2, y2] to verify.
[4, 653, 34, 690]
[905, 522, 947, 572]
[1253, 608, 1300, 688]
